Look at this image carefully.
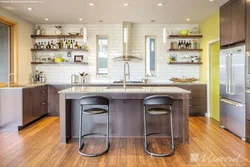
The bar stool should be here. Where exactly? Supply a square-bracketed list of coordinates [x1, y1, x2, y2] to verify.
[78, 95, 110, 157]
[143, 95, 175, 157]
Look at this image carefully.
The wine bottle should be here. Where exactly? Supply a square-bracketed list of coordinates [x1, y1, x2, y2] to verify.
[178, 40, 181, 49]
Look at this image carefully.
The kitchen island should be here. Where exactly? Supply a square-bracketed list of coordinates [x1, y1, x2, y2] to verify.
[58, 86, 191, 144]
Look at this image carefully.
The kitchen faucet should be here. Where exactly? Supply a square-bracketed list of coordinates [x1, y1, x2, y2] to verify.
[124, 62, 130, 89]
[7, 73, 15, 87]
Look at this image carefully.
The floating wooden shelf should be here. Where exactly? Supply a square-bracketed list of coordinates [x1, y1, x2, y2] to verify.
[31, 35, 83, 39]
[168, 62, 203, 65]
[168, 35, 203, 39]
[31, 49, 88, 52]
[31, 62, 88, 65]
[168, 49, 203, 52]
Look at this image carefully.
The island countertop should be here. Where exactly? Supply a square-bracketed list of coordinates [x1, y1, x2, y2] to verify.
[58, 86, 191, 94]
[59, 86, 190, 144]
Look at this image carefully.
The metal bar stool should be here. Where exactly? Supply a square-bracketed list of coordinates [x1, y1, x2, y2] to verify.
[143, 95, 175, 157]
[78, 95, 110, 157]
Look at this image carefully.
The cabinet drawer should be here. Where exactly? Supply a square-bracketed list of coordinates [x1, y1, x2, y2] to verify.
[190, 98, 206, 106]
[190, 106, 206, 114]
[191, 90, 207, 98]
[176, 85, 191, 91]
[190, 85, 207, 91]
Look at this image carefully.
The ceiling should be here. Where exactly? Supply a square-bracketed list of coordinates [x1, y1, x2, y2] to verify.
[0, 0, 228, 24]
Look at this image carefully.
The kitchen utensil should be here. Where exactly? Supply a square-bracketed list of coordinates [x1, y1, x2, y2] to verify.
[142, 78, 149, 84]
[71, 74, 78, 83]
[180, 30, 189, 36]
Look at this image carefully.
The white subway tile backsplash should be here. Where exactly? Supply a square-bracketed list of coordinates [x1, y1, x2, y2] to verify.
[34, 23, 200, 83]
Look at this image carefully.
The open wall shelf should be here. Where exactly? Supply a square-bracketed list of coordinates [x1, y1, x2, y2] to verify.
[168, 35, 203, 39]
[168, 62, 203, 65]
[31, 35, 83, 39]
[31, 62, 88, 65]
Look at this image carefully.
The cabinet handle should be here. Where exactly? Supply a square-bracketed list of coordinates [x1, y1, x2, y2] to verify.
[41, 90, 46, 93]
[40, 102, 46, 105]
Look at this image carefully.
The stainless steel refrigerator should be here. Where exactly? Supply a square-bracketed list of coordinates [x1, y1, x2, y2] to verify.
[220, 44, 246, 141]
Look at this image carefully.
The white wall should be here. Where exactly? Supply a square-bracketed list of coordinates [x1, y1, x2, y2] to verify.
[0, 7, 34, 84]
[34, 24, 200, 83]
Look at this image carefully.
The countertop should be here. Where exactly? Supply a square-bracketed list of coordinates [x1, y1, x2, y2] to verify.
[0, 81, 206, 90]
[58, 86, 191, 94]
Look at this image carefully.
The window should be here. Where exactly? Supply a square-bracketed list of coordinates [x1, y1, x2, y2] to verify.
[145, 36, 157, 77]
[0, 23, 11, 83]
[97, 36, 108, 75]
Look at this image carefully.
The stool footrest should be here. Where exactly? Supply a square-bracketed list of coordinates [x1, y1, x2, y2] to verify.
[79, 133, 110, 157]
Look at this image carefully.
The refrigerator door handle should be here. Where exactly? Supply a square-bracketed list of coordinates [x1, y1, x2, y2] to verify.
[220, 98, 244, 107]
[228, 53, 234, 95]
[226, 54, 229, 94]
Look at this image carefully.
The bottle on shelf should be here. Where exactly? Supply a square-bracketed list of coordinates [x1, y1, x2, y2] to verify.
[40, 42, 44, 49]
[74, 41, 79, 49]
[34, 43, 38, 49]
[178, 41, 181, 49]
[70, 40, 73, 49]
[38, 42, 41, 49]
[46, 42, 51, 49]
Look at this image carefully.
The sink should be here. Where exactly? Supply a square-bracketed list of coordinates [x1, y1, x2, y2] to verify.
[105, 86, 144, 92]
[106, 86, 143, 90]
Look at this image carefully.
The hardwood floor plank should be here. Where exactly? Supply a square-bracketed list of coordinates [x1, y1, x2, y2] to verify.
[0, 116, 250, 167]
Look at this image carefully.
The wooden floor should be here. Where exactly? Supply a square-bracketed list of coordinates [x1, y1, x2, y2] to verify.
[0, 117, 250, 167]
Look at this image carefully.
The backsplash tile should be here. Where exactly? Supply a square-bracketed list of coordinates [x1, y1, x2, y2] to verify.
[33, 23, 200, 83]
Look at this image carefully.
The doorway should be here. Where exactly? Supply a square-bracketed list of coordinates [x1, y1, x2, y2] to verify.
[207, 40, 220, 121]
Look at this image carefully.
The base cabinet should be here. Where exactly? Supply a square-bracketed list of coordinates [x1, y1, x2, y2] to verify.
[22, 86, 48, 126]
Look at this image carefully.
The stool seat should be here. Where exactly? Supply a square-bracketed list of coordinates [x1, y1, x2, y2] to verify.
[147, 108, 170, 115]
[83, 108, 108, 115]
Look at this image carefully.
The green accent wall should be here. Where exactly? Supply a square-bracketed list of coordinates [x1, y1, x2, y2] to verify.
[200, 11, 220, 121]
[210, 41, 220, 121]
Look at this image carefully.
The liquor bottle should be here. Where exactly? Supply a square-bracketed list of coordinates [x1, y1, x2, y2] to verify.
[67, 40, 71, 49]
[38, 42, 41, 49]
[34, 43, 38, 49]
[186, 41, 189, 49]
[70, 40, 73, 49]
[46, 42, 51, 49]
[40, 42, 44, 49]
[188, 40, 192, 49]
[181, 40, 184, 49]
[60, 39, 64, 49]
[74, 41, 78, 49]
[178, 40, 181, 49]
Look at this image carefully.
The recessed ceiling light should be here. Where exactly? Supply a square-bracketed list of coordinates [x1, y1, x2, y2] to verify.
[89, 3, 94, 6]
[158, 3, 163, 6]
[124, 3, 128, 6]
[28, 7, 33, 11]
[186, 18, 190, 21]
[79, 18, 83, 21]
[45, 18, 48, 21]
[209, 0, 214, 2]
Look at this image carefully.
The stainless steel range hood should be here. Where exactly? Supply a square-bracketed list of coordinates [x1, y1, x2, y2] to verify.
[113, 22, 142, 61]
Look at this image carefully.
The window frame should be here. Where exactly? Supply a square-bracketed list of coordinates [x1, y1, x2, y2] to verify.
[96, 35, 109, 76]
[145, 35, 157, 77]
[0, 16, 18, 87]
